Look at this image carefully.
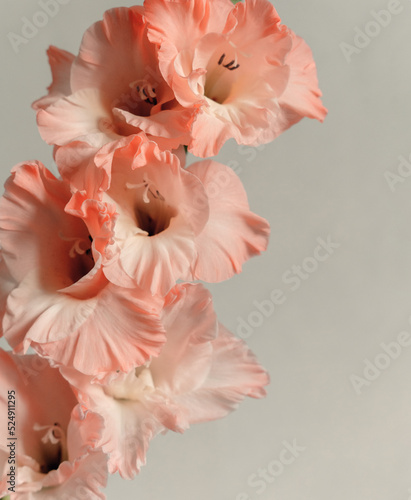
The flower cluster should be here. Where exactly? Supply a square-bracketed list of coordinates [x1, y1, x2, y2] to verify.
[0, 0, 326, 498]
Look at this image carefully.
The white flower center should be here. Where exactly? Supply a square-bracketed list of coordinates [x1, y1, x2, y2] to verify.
[204, 41, 250, 104]
[104, 367, 156, 401]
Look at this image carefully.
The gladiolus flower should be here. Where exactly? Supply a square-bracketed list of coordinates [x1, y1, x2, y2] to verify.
[61, 284, 269, 478]
[0, 350, 108, 499]
[0, 161, 166, 379]
[60, 137, 270, 295]
[145, 0, 327, 156]
[33, 7, 194, 160]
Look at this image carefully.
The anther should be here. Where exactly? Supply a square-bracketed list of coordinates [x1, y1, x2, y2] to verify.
[218, 53, 240, 70]
[223, 60, 240, 70]
[58, 232, 90, 258]
[126, 175, 166, 204]
[130, 80, 158, 105]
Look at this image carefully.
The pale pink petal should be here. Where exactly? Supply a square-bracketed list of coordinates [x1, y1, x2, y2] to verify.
[55, 142, 109, 198]
[100, 399, 163, 478]
[279, 30, 328, 121]
[66, 406, 105, 459]
[37, 89, 116, 148]
[151, 283, 217, 394]
[39, 450, 108, 500]
[0, 161, 76, 285]
[32, 46, 75, 111]
[112, 105, 195, 148]
[60, 368, 165, 479]
[226, 0, 284, 51]
[188, 108, 238, 157]
[172, 323, 269, 423]
[93, 133, 150, 173]
[3, 272, 105, 351]
[103, 218, 197, 296]
[70, 8, 156, 103]
[33, 283, 166, 378]
[65, 197, 117, 261]
[151, 284, 268, 428]
[187, 160, 270, 282]
[146, 0, 234, 55]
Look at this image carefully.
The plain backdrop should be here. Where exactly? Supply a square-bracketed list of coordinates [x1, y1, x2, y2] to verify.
[1, 1, 411, 499]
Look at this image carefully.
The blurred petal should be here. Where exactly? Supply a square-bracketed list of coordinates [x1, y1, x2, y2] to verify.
[172, 323, 269, 423]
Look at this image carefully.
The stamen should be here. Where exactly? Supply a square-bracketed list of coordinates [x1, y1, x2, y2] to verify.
[223, 59, 240, 70]
[130, 79, 158, 106]
[228, 40, 252, 58]
[34, 422, 66, 445]
[126, 180, 151, 204]
[126, 175, 165, 204]
[58, 232, 90, 258]
[154, 189, 165, 202]
[218, 53, 240, 71]
[34, 422, 68, 472]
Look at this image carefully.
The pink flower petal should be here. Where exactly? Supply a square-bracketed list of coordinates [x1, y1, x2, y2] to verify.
[146, 0, 234, 55]
[56, 141, 110, 198]
[171, 323, 269, 424]
[153, 283, 269, 428]
[60, 367, 165, 479]
[37, 89, 115, 148]
[152, 283, 218, 395]
[35, 283, 166, 378]
[103, 218, 197, 296]
[279, 30, 328, 121]
[32, 46, 75, 111]
[70, 8, 157, 104]
[187, 160, 270, 282]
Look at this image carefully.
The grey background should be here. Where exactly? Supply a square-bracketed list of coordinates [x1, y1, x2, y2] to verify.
[1, 1, 411, 499]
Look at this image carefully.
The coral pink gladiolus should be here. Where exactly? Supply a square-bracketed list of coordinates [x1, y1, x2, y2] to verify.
[0, 161, 166, 379]
[33, 7, 194, 159]
[59, 137, 270, 296]
[145, 0, 327, 156]
[61, 284, 269, 479]
[0, 350, 108, 499]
